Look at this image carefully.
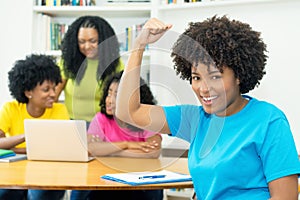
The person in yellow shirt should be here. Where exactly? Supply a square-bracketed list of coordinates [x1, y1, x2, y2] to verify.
[0, 54, 69, 200]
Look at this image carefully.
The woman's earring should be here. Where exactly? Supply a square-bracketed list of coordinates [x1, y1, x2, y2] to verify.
[28, 96, 32, 99]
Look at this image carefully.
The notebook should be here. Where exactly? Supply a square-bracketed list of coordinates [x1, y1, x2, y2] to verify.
[24, 119, 94, 162]
[0, 149, 16, 158]
[0, 154, 27, 163]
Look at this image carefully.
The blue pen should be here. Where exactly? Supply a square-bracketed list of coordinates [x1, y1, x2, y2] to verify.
[138, 175, 166, 179]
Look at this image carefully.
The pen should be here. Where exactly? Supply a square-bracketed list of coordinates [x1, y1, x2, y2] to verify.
[138, 175, 166, 179]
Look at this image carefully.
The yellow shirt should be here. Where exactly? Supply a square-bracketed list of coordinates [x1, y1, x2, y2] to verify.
[58, 58, 124, 122]
[0, 100, 69, 148]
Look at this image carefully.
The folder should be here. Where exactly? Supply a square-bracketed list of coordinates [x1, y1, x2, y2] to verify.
[101, 170, 192, 186]
[0, 154, 27, 163]
[0, 149, 16, 158]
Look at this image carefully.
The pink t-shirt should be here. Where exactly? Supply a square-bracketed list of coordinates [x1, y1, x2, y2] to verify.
[87, 112, 158, 142]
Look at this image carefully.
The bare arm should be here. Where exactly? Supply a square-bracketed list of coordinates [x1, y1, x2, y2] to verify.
[114, 134, 162, 158]
[116, 18, 173, 134]
[54, 79, 67, 102]
[0, 129, 26, 154]
[88, 134, 162, 158]
[268, 174, 298, 200]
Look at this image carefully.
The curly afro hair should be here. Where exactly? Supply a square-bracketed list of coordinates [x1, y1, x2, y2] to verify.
[100, 71, 157, 132]
[8, 54, 62, 103]
[171, 15, 267, 94]
[61, 15, 120, 84]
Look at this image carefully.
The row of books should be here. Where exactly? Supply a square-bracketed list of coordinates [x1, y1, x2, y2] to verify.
[107, 0, 150, 3]
[50, 23, 68, 50]
[120, 23, 149, 53]
[34, 14, 147, 54]
[36, 0, 96, 6]
[122, 23, 144, 52]
[34, 14, 68, 52]
[164, 0, 210, 4]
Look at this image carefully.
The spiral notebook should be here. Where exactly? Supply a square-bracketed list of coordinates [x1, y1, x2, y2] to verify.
[101, 170, 192, 186]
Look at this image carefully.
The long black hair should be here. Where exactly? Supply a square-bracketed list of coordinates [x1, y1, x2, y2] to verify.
[61, 15, 120, 84]
[100, 71, 157, 132]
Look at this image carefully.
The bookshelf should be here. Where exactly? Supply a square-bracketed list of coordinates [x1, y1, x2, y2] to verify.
[31, 1, 152, 82]
[32, 0, 283, 55]
[31, 0, 283, 85]
[31, 4, 152, 52]
[158, 0, 277, 9]
[32, 4, 152, 17]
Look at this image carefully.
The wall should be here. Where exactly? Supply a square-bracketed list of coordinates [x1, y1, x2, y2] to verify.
[0, 0, 33, 107]
[150, 0, 300, 151]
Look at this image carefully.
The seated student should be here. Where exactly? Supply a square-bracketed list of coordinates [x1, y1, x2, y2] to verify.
[0, 54, 69, 200]
[70, 71, 163, 200]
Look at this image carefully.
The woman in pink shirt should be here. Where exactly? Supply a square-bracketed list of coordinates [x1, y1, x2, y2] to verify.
[71, 71, 163, 200]
[88, 70, 161, 158]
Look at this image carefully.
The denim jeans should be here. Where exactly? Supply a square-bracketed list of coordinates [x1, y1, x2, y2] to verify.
[71, 189, 163, 200]
[0, 189, 27, 200]
[70, 190, 91, 200]
[27, 190, 65, 200]
[89, 190, 163, 200]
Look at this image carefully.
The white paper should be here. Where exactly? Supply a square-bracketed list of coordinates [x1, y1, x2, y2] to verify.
[101, 170, 192, 185]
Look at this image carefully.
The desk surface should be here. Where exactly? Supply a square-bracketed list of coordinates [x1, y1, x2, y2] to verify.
[0, 157, 193, 190]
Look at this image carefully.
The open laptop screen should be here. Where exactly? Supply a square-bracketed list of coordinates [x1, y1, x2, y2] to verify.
[24, 119, 93, 162]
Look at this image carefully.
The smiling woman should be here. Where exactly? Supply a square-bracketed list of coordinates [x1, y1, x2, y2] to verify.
[191, 63, 245, 116]
[0, 54, 70, 200]
[0, 54, 69, 151]
[77, 27, 99, 59]
[55, 15, 124, 125]
[116, 16, 300, 200]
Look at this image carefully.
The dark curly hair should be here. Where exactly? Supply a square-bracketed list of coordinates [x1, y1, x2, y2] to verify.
[61, 15, 120, 84]
[8, 54, 62, 103]
[100, 71, 157, 132]
[171, 15, 267, 94]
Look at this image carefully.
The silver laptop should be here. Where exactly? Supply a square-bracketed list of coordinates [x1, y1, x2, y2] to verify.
[24, 119, 94, 162]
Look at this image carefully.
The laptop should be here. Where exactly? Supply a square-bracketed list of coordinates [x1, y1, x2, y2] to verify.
[24, 119, 94, 162]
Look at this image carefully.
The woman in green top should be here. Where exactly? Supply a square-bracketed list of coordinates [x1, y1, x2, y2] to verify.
[56, 15, 124, 124]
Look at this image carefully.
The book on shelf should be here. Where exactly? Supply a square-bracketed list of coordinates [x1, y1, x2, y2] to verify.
[35, 14, 68, 52]
[122, 22, 148, 53]
[163, 0, 203, 5]
[36, 0, 96, 6]
[107, 0, 150, 3]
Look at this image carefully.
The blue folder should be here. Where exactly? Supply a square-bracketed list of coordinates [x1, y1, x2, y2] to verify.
[101, 170, 192, 186]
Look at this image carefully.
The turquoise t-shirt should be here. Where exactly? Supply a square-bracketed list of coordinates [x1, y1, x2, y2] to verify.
[163, 95, 300, 200]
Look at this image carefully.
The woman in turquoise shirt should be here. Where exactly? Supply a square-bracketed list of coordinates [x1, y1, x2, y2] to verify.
[116, 17, 300, 199]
